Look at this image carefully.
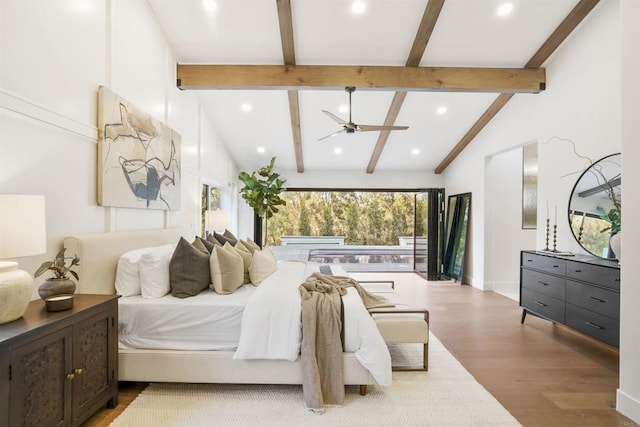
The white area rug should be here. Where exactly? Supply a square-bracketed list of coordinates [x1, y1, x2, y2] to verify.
[111, 334, 521, 426]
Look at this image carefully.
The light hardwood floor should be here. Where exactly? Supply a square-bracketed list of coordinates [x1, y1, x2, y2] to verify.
[83, 272, 638, 427]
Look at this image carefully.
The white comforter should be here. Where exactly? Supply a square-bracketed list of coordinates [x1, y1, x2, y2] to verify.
[234, 261, 392, 386]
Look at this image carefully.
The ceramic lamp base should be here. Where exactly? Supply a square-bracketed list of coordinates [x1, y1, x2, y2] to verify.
[0, 261, 33, 324]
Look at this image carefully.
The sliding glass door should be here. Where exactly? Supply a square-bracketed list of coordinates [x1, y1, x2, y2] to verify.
[414, 189, 445, 280]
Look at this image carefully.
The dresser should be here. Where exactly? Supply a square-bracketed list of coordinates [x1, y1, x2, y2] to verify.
[0, 294, 118, 427]
[520, 250, 620, 347]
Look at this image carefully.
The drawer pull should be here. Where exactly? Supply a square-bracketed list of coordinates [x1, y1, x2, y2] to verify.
[585, 321, 604, 330]
[588, 296, 606, 303]
[615, 278, 621, 282]
[574, 269, 582, 273]
[537, 281, 549, 286]
[534, 301, 548, 307]
[527, 259, 533, 262]
[552, 265, 559, 268]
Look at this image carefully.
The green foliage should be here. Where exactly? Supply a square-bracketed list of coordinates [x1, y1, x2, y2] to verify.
[345, 201, 360, 244]
[298, 201, 312, 235]
[596, 206, 621, 235]
[35, 248, 80, 281]
[321, 205, 334, 236]
[366, 198, 384, 245]
[238, 157, 286, 219]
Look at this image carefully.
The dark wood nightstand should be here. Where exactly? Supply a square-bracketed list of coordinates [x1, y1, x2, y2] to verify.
[0, 294, 118, 427]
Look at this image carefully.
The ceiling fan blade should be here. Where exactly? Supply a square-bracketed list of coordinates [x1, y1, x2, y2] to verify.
[357, 124, 409, 132]
[322, 110, 347, 125]
[318, 129, 346, 141]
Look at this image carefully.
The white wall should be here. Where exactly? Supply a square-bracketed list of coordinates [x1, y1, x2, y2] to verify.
[617, 1, 640, 423]
[0, 0, 237, 296]
[441, 1, 621, 289]
[484, 146, 536, 295]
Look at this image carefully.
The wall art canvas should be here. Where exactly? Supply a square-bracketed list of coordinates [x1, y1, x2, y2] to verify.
[98, 86, 181, 210]
[521, 143, 538, 229]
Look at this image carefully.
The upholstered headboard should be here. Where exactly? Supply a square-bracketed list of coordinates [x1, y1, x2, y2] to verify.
[64, 228, 190, 295]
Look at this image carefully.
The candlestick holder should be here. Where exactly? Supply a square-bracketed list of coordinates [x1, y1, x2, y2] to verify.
[552, 224, 558, 252]
[544, 218, 550, 251]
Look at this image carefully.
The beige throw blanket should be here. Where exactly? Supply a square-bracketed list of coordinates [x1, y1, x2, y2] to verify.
[299, 273, 393, 413]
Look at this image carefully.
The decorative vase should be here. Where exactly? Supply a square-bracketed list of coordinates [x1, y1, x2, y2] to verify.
[38, 277, 76, 301]
[609, 232, 621, 262]
[0, 261, 34, 324]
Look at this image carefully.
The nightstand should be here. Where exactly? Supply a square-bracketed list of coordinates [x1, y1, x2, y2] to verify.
[0, 294, 118, 427]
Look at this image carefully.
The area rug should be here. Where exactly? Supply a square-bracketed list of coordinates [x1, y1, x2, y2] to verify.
[111, 334, 521, 426]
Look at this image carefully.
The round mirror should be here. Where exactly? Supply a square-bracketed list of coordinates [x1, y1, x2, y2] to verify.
[568, 153, 621, 258]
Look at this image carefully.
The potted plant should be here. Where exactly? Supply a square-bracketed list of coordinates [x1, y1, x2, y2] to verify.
[238, 157, 286, 247]
[35, 248, 80, 301]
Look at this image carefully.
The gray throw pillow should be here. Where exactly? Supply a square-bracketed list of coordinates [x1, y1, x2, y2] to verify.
[223, 229, 239, 245]
[198, 236, 215, 253]
[214, 231, 235, 246]
[170, 237, 211, 298]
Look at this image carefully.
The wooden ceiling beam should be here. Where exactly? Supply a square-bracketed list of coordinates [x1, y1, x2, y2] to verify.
[177, 64, 545, 93]
[276, 0, 304, 172]
[366, 92, 408, 174]
[366, 0, 445, 173]
[434, 0, 600, 174]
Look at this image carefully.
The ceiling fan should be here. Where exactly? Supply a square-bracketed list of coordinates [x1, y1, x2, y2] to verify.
[318, 86, 409, 141]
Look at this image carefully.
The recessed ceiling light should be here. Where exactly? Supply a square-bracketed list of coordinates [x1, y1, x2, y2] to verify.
[241, 103, 253, 112]
[339, 104, 349, 113]
[334, 147, 343, 155]
[257, 147, 266, 154]
[203, 0, 217, 13]
[411, 148, 420, 156]
[352, 1, 366, 15]
[436, 106, 447, 115]
[496, 3, 513, 17]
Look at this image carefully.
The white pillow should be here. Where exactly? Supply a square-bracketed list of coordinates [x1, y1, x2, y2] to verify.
[249, 247, 278, 285]
[115, 245, 173, 297]
[139, 244, 176, 299]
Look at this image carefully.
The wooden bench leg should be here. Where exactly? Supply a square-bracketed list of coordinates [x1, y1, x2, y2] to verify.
[359, 385, 367, 396]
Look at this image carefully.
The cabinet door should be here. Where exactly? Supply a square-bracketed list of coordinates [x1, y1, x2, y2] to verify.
[71, 308, 115, 424]
[9, 327, 73, 427]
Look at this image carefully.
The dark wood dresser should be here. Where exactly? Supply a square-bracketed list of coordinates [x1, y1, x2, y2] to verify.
[0, 294, 118, 427]
[520, 250, 620, 347]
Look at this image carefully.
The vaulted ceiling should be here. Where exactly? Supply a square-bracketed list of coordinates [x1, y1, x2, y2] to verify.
[148, 0, 600, 174]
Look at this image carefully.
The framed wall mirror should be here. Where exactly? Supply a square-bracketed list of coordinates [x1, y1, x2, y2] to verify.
[568, 153, 621, 259]
[444, 192, 471, 282]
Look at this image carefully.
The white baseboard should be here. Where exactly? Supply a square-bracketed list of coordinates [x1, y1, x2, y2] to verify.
[617, 388, 640, 424]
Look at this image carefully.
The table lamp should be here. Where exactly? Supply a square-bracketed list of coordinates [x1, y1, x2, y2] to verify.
[0, 194, 47, 324]
[207, 209, 230, 234]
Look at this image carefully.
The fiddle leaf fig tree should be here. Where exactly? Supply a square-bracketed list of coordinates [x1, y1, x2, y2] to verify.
[238, 157, 286, 245]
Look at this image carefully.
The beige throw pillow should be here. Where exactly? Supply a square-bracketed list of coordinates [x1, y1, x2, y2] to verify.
[249, 247, 277, 285]
[210, 244, 244, 294]
[233, 242, 253, 284]
[240, 238, 261, 254]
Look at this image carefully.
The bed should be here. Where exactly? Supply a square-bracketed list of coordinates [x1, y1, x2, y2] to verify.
[63, 228, 389, 393]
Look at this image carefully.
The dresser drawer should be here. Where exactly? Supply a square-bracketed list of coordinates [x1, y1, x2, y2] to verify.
[566, 303, 619, 347]
[566, 261, 620, 290]
[566, 280, 619, 320]
[521, 288, 565, 323]
[521, 269, 565, 300]
[521, 252, 566, 276]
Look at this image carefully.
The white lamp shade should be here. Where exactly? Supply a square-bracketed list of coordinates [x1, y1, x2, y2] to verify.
[0, 194, 47, 258]
[207, 210, 230, 232]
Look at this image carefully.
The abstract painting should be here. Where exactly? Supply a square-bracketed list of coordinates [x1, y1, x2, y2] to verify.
[97, 86, 181, 210]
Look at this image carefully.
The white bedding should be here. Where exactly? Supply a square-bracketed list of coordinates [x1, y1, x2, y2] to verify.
[235, 261, 392, 387]
[118, 285, 255, 350]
